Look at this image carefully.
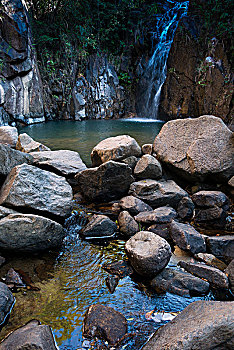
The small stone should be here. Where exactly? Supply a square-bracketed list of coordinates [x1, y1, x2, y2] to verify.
[125, 231, 172, 277]
[83, 304, 127, 345]
[119, 195, 153, 216]
[142, 144, 153, 155]
[5, 268, 24, 288]
[177, 197, 195, 221]
[102, 260, 134, 278]
[134, 206, 177, 225]
[192, 191, 229, 208]
[118, 211, 138, 237]
[179, 261, 229, 289]
[106, 275, 120, 293]
[134, 155, 162, 180]
[80, 214, 117, 239]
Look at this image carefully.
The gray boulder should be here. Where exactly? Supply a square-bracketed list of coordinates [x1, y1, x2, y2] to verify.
[179, 261, 229, 289]
[129, 179, 188, 208]
[0, 319, 58, 350]
[0, 163, 73, 218]
[170, 221, 206, 254]
[150, 267, 210, 296]
[142, 300, 234, 350]
[192, 190, 229, 208]
[153, 115, 234, 182]
[30, 150, 87, 177]
[80, 214, 117, 239]
[0, 144, 33, 177]
[118, 211, 139, 237]
[0, 282, 14, 326]
[119, 195, 153, 216]
[0, 126, 18, 148]
[134, 155, 162, 180]
[135, 206, 177, 225]
[0, 214, 64, 252]
[16, 133, 50, 153]
[125, 231, 171, 277]
[206, 235, 234, 261]
[75, 161, 134, 202]
[91, 135, 141, 166]
[83, 304, 127, 345]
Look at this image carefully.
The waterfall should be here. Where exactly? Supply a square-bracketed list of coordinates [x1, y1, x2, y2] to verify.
[136, 0, 189, 119]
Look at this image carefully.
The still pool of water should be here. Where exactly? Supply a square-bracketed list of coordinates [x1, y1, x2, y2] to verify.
[1, 119, 215, 349]
[19, 119, 165, 166]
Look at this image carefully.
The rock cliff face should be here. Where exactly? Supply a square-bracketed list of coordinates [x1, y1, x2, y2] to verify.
[159, 26, 233, 127]
[0, 0, 44, 126]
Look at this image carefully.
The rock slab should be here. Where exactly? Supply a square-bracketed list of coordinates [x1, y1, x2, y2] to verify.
[142, 300, 234, 350]
[83, 304, 127, 345]
[0, 163, 73, 218]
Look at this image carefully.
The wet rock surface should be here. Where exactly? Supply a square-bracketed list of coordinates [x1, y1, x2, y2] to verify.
[134, 155, 162, 180]
[0, 163, 73, 218]
[80, 214, 117, 239]
[118, 211, 139, 237]
[30, 150, 87, 177]
[91, 135, 141, 166]
[179, 261, 229, 289]
[142, 300, 234, 350]
[134, 206, 177, 225]
[129, 179, 188, 208]
[102, 260, 134, 279]
[0, 319, 58, 350]
[83, 304, 127, 345]
[125, 231, 171, 277]
[170, 221, 206, 254]
[150, 267, 210, 296]
[0, 214, 64, 252]
[16, 133, 50, 153]
[75, 161, 134, 202]
[0, 282, 14, 326]
[119, 195, 153, 216]
[153, 116, 234, 182]
[0, 126, 18, 148]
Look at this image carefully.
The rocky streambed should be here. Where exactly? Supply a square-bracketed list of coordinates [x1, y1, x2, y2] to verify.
[0, 115, 233, 350]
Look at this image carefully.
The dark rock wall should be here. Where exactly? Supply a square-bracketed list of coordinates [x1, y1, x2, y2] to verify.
[0, 0, 44, 126]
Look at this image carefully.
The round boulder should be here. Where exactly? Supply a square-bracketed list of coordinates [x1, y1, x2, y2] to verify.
[125, 231, 171, 277]
[91, 135, 142, 166]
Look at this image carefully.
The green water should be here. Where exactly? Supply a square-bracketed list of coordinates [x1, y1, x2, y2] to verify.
[1, 119, 214, 349]
[19, 119, 164, 166]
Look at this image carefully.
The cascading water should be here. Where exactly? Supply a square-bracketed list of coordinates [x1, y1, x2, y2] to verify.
[136, 0, 189, 119]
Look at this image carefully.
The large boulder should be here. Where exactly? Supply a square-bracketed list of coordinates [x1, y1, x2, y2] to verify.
[91, 135, 142, 166]
[0, 214, 64, 252]
[0, 282, 14, 326]
[83, 304, 127, 345]
[134, 206, 177, 225]
[16, 133, 50, 153]
[30, 150, 87, 177]
[0, 320, 58, 350]
[142, 300, 234, 350]
[0, 144, 33, 177]
[75, 161, 134, 202]
[150, 267, 210, 296]
[80, 214, 117, 239]
[0, 163, 73, 218]
[119, 195, 153, 216]
[153, 116, 234, 182]
[0, 126, 18, 148]
[125, 231, 171, 277]
[134, 155, 162, 180]
[129, 179, 188, 208]
[179, 261, 229, 289]
[170, 221, 206, 254]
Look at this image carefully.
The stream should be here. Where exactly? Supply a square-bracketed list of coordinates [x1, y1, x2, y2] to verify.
[1, 119, 216, 349]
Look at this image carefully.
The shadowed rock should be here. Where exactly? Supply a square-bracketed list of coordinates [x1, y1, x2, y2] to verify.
[80, 214, 117, 239]
[118, 211, 139, 237]
[0, 282, 14, 326]
[119, 195, 153, 216]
